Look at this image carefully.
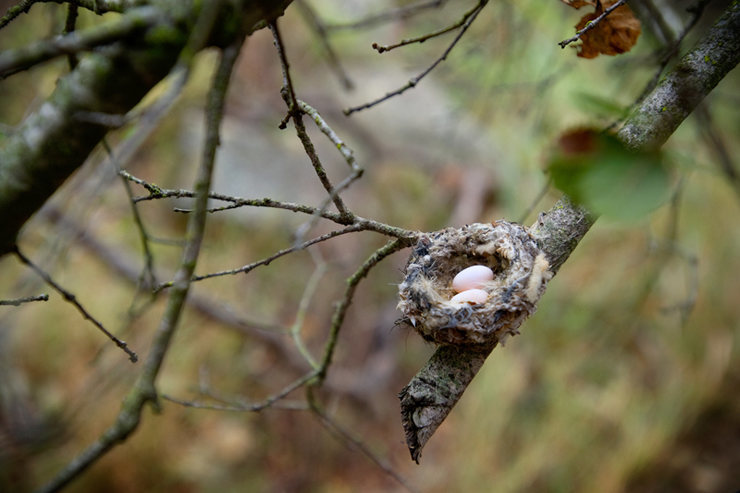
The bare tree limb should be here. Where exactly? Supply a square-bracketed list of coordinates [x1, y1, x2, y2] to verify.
[0, 0, 294, 259]
[34, 23, 245, 492]
[270, 20, 352, 218]
[371, 0, 484, 53]
[618, 1, 740, 151]
[14, 247, 139, 362]
[398, 1, 740, 462]
[344, 0, 488, 115]
[0, 7, 158, 76]
[294, 0, 353, 89]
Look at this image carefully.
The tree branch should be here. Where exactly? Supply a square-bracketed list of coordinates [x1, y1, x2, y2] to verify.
[398, 1, 740, 462]
[617, 1, 740, 151]
[0, 7, 158, 76]
[0, 0, 294, 259]
[33, 20, 245, 492]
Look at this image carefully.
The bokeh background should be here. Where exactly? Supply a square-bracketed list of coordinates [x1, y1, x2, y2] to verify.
[0, 0, 738, 491]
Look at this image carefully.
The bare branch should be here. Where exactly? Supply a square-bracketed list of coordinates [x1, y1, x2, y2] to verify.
[0, 293, 49, 306]
[372, 0, 483, 53]
[398, 0, 740, 462]
[14, 248, 138, 362]
[293, 99, 364, 241]
[155, 224, 366, 290]
[344, 0, 488, 116]
[695, 104, 740, 202]
[558, 0, 628, 49]
[294, 0, 353, 89]
[0, 7, 159, 76]
[162, 370, 318, 413]
[34, 22, 246, 491]
[316, 238, 412, 382]
[309, 389, 418, 493]
[121, 172, 417, 239]
[270, 21, 351, 218]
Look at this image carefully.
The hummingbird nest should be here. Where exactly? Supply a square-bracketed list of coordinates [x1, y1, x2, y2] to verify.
[397, 221, 551, 347]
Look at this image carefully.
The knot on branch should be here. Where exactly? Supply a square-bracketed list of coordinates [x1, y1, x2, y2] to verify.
[397, 221, 551, 347]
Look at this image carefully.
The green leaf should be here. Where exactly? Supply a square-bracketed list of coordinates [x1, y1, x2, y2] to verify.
[549, 131, 671, 221]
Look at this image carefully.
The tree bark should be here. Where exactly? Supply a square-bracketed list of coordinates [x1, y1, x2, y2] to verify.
[0, 0, 292, 257]
[399, 1, 740, 463]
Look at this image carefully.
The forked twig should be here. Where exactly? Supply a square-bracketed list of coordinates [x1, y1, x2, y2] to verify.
[344, 0, 488, 115]
[371, 0, 482, 53]
[14, 248, 138, 363]
[270, 21, 353, 219]
[35, 13, 244, 490]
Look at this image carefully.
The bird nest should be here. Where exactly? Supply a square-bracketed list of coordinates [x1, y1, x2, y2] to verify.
[397, 221, 551, 347]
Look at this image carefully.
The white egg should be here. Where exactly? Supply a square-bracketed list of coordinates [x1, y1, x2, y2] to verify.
[452, 265, 494, 292]
[450, 288, 489, 305]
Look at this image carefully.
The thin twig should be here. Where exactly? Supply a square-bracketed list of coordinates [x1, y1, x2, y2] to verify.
[695, 104, 740, 202]
[308, 389, 418, 493]
[316, 238, 412, 382]
[270, 21, 351, 218]
[294, 0, 353, 89]
[162, 370, 319, 413]
[344, 0, 488, 115]
[0, 294, 49, 306]
[63, 3, 80, 69]
[517, 178, 552, 224]
[0, 7, 160, 76]
[14, 248, 138, 363]
[293, 99, 364, 242]
[372, 0, 482, 53]
[102, 141, 158, 290]
[558, 0, 628, 49]
[122, 172, 417, 239]
[34, 13, 243, 491]
[290, 249, 326, 369]
[162, 395, 308, 412]
[298, 100, 361, 175]
[155, 224, 365, 290]
[323, 0, 448, 32]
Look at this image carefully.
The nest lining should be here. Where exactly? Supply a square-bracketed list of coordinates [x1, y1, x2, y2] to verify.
[397, 221, 551, 347]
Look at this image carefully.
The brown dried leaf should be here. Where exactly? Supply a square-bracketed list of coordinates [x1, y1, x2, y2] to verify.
[576, 1, 641, 58]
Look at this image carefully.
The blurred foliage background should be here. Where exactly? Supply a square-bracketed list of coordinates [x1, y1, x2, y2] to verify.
[0, 0, 738, 491]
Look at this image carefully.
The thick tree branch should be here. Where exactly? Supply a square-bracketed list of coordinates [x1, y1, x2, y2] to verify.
[618, 1, 740, 150]
[0, 0, 293, 258]
[398, 1, 740, 462]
